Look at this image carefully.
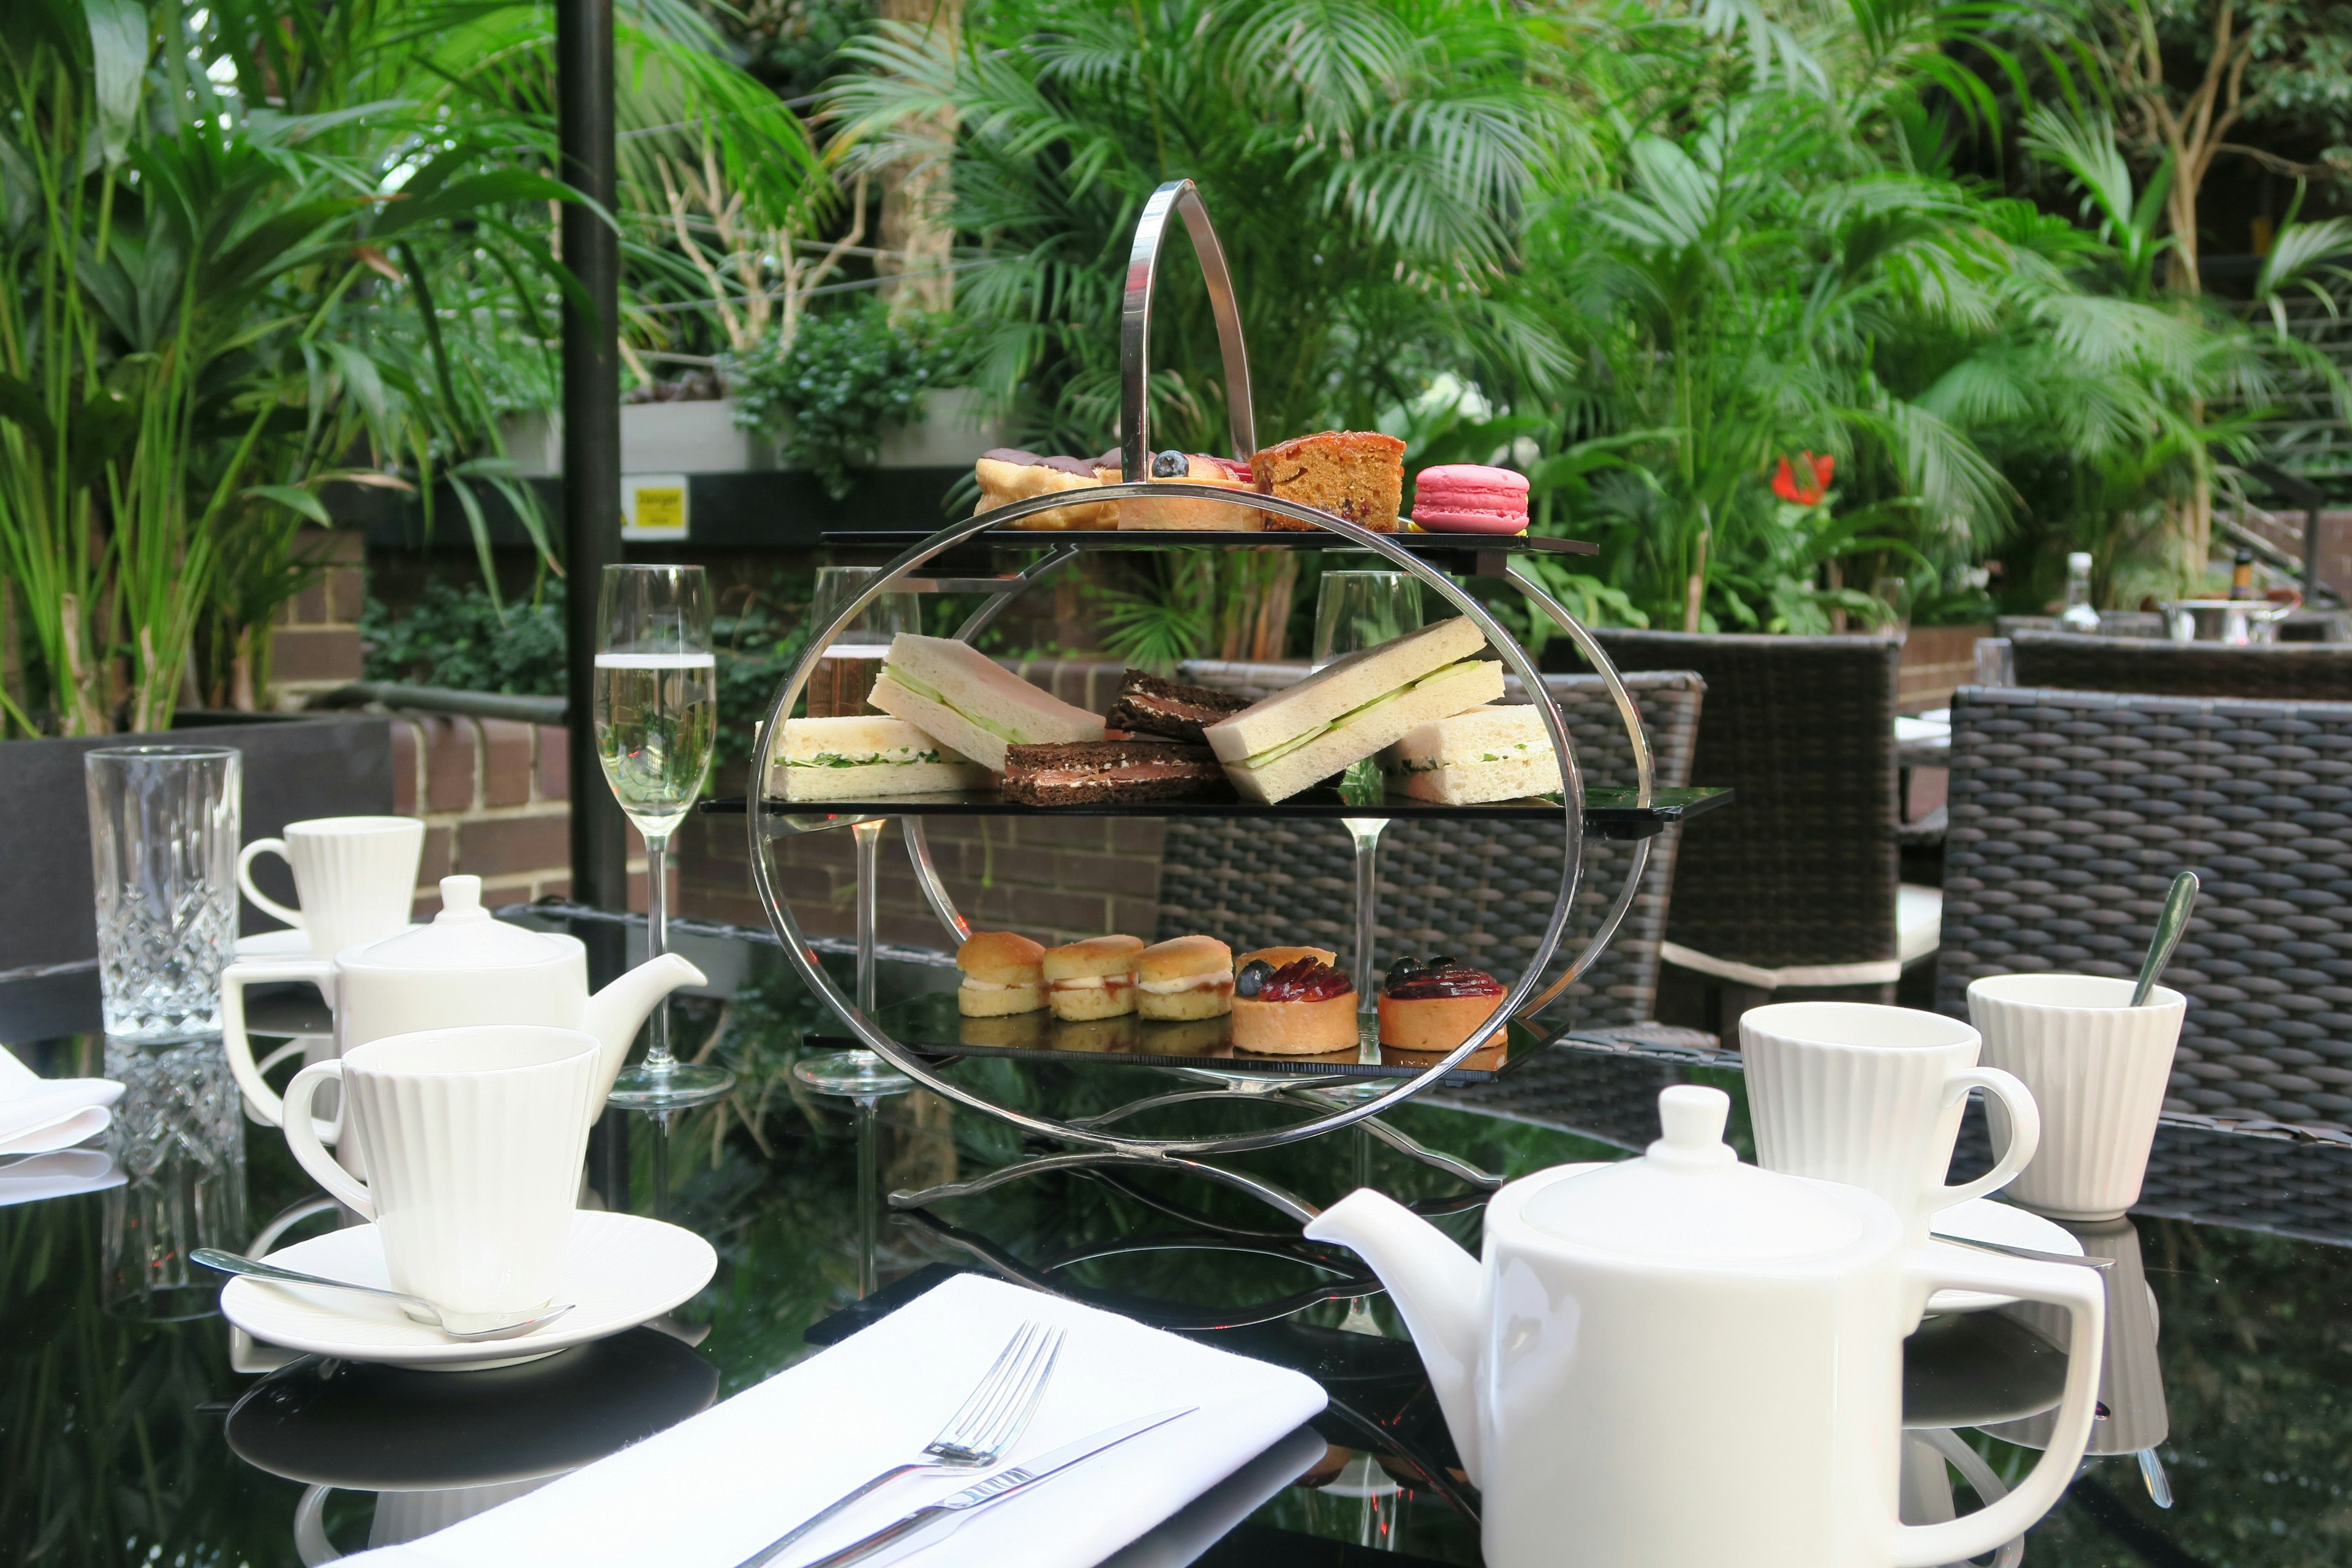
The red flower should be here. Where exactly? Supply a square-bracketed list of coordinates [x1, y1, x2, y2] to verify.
[1771, 451, 1836, 507]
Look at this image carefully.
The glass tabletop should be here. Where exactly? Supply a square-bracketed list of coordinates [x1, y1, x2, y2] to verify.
[5, 905, 2350, 1566]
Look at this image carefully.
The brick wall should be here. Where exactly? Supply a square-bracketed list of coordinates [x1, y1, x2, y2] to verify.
[388, 712, 665, 917]
[270, 529, 366, 707]
[675, 658, 1161, 951]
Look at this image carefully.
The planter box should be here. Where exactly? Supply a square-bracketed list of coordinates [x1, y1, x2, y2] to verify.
[501, 390, 1011, 479]
[0, 712, 395, 974]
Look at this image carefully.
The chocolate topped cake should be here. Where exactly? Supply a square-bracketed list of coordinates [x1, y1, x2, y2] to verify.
[1103, 669, 1253, 744]
[1000, 738, 1227, 805]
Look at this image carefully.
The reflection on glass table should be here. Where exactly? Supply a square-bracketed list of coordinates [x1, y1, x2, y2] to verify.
[5, 910, 2352, 1564]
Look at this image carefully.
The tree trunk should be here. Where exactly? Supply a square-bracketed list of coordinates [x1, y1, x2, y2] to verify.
[875, 0, 962, 319]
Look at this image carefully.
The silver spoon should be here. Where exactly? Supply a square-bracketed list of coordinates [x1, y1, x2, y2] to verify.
[1927, 1231, 2114, 1270]
[2132, 872, 2199, 1006]
[193, 1248, 575, 1341]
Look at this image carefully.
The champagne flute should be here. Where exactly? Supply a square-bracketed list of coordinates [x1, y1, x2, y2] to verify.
[597, 564, 734, 1111]
[1313, 571, 1423, 1017]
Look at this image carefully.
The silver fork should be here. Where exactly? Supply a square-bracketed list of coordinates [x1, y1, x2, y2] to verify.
[735, 1319, 1065, 1568]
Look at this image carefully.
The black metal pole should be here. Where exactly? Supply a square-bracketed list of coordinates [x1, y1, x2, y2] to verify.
[559, 0, 628, 908]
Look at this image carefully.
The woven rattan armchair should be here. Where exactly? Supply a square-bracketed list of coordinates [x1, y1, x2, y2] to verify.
[1157, 663, 1703, 1033]
[2009, 630, 2352, 701]
[1937, 684, 2352, 1137]
[1561, 630, 1936, 1020]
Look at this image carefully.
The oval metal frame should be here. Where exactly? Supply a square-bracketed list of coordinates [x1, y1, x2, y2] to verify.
[748, 486, 1609, 1158]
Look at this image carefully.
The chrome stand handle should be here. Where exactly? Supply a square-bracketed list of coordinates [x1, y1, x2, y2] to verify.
[1120, 179, 1257, 477]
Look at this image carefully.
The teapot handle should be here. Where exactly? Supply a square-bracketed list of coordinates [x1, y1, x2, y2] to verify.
[224, 959, 339, 1139]
[1889, 1252, 2105, 1567]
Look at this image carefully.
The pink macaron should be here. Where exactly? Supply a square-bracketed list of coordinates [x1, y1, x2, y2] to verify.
[1410, 464, 1530, 533]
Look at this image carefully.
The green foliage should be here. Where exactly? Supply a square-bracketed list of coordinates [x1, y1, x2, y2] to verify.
[363, 581, 570, 695]
[724, 302, 968, 499]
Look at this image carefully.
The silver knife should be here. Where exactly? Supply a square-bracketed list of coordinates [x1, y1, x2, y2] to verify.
[786, 1406, 1196, 1568]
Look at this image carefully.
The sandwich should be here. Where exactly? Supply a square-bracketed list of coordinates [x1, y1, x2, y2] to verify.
[957, 930, 1047, 1017]
[1000, 739, 1225, 806]
[1135, 935, 1234, 1020]
[1381, 705, 1564, 805]
[1200, 617, 1504, 804]
[1104, 669, 1253, 744]
[869, 634, 1105, 772]
[1041, 935, 1143, 1020]
[779, 715, 992, 802]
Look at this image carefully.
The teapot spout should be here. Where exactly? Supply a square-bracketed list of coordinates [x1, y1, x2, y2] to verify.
[582, 953, 709, 1107]
[1305, 1189, 1487, 1485]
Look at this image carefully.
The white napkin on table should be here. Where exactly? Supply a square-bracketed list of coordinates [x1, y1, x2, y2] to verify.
[0, 1148, 126, 1207]
[347, 1273, 1329, 1568]
[0, 1045, 122, 1156]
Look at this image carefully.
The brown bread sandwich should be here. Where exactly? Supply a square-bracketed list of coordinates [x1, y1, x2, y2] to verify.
[1104, 669, 1253, 744]
[1000, 738, 1225, 805]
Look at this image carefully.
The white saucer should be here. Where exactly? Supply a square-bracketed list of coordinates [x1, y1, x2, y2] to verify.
[1924, 1199, 2085, 1313]
[235, 923, 424, 959]
[221, 1210, 717, 1371]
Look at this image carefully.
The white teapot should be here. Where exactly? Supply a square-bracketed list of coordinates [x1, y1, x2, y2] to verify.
[224, 875, 706, 1140]
[1303, 1085, 2105, 1568]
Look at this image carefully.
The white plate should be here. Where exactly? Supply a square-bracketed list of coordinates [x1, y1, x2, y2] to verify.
[221, 1210, 717, 1371]
[1924, 1199, 2085, 1313]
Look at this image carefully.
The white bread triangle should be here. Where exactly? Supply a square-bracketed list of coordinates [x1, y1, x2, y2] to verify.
[782, 714, 973, 766]
[1223, 659, 1504, 803]
[1203, 617, 1489, 764]
[869, 635, 1104, 771]
[1395, 752, 1562, 804]
[782, 759, 992, 801]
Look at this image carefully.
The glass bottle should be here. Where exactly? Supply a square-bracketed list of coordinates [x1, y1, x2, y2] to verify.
[2228, 546, 2258, 601]
[2059, 551, 2101, 633]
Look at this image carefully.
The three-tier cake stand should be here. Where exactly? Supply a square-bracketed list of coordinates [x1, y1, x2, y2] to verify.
[741, 180, 1726, 1223]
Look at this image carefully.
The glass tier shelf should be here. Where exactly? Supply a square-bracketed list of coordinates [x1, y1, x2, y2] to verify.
[807, 990, 1550, 1084]
[820, 526, 1596, 579]
[706, 784, 1728, 841]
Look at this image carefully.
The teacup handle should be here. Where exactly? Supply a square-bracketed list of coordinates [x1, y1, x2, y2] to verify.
[237, 838, 305, 931]
[282, 1061, 375, 1219]
[224, 958, 339, 1136]
[1932, 1066, 2040, 1209]
[1891, 1251, 2103, 1566]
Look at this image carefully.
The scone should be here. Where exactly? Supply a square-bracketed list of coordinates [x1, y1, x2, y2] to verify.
[1042, 934, 1143, 1020]
[957, 930, 1046, 1017]
[1230, 954, 1359, 1055]
[1136, 935, 1234, 1020]
[1253, 431, 1405, 532]
[1378, 957, 1506, 1051]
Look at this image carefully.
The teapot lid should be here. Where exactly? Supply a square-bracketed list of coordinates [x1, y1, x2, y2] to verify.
[1518, 1086, 1872, 1265]
[346, 876, 570, 970]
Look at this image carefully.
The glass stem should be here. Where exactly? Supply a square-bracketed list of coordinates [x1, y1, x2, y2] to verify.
[853, 818, 883, 1016]
[643, 831, 673, 1071]
[854, 1094, 880, 1298]
[1345, 819, 1387, 1013]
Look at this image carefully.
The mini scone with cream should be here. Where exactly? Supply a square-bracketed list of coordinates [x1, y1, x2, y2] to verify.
[1041, 935, 1144, 1020]
[956, 930, 1047, 1017]
[1136, 935, 1235, 1020]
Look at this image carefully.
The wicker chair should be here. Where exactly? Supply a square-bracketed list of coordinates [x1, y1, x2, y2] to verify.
[2009, 630, 2352, 701]
[1157, 663, 1703, 1034]
[1555, 630, 1937, 1019]
[1936, 684, 2352, 1137]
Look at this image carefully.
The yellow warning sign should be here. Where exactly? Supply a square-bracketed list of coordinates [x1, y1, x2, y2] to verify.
[622, 475, 690, 540]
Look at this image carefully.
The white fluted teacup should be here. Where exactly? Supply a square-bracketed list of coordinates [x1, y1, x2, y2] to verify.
[1966, 973, 2185, 1222]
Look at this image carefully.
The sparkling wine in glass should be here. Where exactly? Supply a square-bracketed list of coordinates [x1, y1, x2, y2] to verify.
[597, 564, 733, 1111]
[804, 566, 920, 718]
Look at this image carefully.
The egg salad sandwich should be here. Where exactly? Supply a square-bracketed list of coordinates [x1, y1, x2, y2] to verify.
[869, 634, 1104, 772]
[779, 715, 991, 802]
[1200, 617, 1502, 804]
[1381, 704, 1564, 804]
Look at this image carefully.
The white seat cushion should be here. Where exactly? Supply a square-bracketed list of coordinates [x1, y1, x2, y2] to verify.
[1660, 884, 1944, 990]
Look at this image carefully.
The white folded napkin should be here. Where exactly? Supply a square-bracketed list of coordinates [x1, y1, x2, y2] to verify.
[347, 1273, 1329, 1568]
[0, 1148, 126, 1207]
[0, 1045, 122, 1156]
